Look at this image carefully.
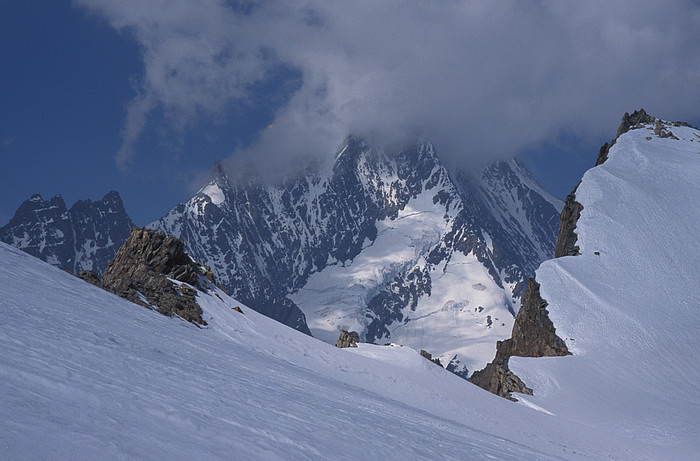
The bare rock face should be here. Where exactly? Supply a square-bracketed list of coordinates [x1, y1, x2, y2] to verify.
[469, 279, 569, 400]
[554, 185, 584, 258]
[468, 354, 532, 401]
[99, 228, 211, 326]
[78, 270, 102, 287]
[507, 279, 570, 358]
[336, 330, 360, 348]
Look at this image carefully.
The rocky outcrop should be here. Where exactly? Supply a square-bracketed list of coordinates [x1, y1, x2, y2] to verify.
[336, 330, 360, 348]
[469, 279, 570, 400]
[505, 279, 570, 358]
[468, 354, 532, 401]
[654, 120, 680, 140]
[98, 227, 213, 326]
[78, 270, 102, 287]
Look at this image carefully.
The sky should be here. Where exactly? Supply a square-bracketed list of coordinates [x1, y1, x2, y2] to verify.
[1, 0, 699, 226]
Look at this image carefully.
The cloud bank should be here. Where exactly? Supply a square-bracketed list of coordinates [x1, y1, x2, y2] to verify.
[76, 0, 700, 174]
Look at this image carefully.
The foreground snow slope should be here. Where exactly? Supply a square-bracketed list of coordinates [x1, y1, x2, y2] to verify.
[511, 124, 700, 458]
[0, 242, 686, 460]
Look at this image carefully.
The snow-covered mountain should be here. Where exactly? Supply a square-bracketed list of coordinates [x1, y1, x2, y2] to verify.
[151, 138, 561, 373]
[470, 111, 700, 455]
[2, 112, 698, 459]
[0, 191, 134, 275]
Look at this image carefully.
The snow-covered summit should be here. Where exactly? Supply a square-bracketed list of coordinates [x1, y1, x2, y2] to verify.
[151, 136, 561, 373]
[0, 190, 134, 275]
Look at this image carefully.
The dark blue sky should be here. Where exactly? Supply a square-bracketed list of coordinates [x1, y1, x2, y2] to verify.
[2, 1, 698, 225]
[0, 1, 274, 225]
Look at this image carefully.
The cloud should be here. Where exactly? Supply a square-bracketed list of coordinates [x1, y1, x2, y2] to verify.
[76, 0, 700, 174]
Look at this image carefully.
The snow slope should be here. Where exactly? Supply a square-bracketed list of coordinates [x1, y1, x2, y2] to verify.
[1, 241, 677, 460]
[511, 123, 700, 458]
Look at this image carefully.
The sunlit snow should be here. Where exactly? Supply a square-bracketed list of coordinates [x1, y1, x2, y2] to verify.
[511, 124, 700, 458]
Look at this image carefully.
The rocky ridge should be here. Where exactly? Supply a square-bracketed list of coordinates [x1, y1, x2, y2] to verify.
[0, 191, 134, 275]
[468, 279, 570, 400]
[471, 109, 683, 400]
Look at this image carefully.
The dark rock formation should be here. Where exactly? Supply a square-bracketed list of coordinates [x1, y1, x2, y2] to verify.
[616, 109, 656, 138]
[469, 279, 569, 400]
[468, 353, 532, 401]
[654, 120, 680, 140]
[336, 330, 360, 348]
[78, 270, 102, 287]
[504, 279, 570, 358]
[99, 227, 211, 326]
[554, 185, 584, 258]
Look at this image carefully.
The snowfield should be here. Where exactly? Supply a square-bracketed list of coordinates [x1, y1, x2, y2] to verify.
[0, 238, 692, 459]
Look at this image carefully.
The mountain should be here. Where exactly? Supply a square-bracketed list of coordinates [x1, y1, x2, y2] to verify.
[1, 175, 695, 460]
[151, 137, 561, 373]
[0, 190, 134, 275]
[2, 112, 697, 459]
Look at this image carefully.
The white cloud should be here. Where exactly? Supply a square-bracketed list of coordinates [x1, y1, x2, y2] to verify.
[76, 0, 700, 173]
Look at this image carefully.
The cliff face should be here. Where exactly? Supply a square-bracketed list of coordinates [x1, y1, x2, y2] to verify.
[554, 186, 583, 258]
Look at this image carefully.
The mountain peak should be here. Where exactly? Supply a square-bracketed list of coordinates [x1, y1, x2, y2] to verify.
[617, 108, 656, 137]
[0, 191, 134, 274]
[152, 136, 561, 372]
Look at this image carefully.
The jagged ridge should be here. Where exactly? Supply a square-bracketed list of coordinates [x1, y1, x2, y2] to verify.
[152, 136, 562, 372]
[0, 191, 134, 274]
